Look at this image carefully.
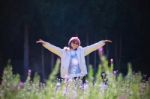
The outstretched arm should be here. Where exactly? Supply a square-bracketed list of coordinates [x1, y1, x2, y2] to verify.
[36, 39, 63, 57]
[83, 40, 112, 56]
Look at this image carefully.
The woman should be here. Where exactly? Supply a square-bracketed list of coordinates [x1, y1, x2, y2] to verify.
[36, 37, 112, 80]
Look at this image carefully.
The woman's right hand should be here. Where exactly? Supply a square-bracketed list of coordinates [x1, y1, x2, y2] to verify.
[36, 39, 46, 45]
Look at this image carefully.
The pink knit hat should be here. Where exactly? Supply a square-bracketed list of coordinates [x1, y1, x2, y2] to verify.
[68, 37, 81, 46]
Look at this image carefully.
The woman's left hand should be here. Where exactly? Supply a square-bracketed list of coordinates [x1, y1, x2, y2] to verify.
[103, 40, 112, 43]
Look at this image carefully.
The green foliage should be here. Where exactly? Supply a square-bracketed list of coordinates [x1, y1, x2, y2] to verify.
[88, 64, 94, 81]
[0, 60, 20, 99]
[0, 58, 150, 99]
[49, 58, 60, 81]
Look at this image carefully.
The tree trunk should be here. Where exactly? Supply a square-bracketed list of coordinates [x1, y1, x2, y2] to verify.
[41, 47, 45, 82]
[23, 24, 29, 81]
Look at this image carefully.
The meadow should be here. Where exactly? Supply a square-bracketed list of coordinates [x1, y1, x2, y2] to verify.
[0, 57, 150, 99]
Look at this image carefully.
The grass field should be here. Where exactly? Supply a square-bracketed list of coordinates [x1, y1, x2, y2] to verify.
[0, 58, 150, 99]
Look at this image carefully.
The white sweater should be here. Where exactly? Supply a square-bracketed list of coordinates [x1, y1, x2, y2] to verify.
[42, 41, 105, 78]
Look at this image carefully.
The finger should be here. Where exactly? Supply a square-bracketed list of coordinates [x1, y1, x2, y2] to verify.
[36, 41, 40, 43]
[36, 39, 42, 43]
[36, 40, 42, 43]
[106, 40, 112, 43]
[104, 40, 112, 43]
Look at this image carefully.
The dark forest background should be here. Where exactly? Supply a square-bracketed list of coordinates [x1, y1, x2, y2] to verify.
[0, 0, 149, 81]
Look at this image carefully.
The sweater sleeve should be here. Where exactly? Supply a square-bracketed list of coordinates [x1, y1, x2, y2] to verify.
[42, 42, 63, 57]
[83, 41, 105, 56]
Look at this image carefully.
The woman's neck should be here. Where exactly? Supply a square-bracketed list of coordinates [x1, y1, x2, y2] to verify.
[70, 48, 77, 51]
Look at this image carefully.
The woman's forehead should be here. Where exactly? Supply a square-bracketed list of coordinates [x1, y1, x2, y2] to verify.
[71, 39, 79, 42]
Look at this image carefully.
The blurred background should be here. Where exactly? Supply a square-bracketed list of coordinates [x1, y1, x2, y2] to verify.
[0, 0, 149, 82]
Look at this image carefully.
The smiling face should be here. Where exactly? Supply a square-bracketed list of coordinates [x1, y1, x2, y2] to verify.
[70, 40, 79, 50]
